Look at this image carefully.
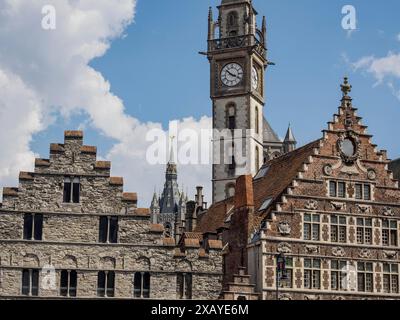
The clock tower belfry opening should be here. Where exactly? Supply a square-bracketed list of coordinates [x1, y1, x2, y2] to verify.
[206, 0, 275, 203]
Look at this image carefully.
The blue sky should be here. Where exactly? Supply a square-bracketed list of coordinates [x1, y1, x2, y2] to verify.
[1, 0, 399, 205]
[34, 0, 399, 157]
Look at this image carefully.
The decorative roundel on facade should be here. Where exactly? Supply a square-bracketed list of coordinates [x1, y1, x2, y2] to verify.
[323, 164, 333, 176]
[367, 169, 377, 181]
[337, 131, 360, 164]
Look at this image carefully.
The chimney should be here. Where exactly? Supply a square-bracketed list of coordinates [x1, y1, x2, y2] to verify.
[195, 186, 203, 208]
[234, 175, 254, 209]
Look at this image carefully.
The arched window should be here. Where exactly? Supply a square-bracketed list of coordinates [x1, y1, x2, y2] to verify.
[255, 106, 259, 134]
[227, 11, 238, 27]
[134, 272, 150, 298]
[164, 222, 172, 238]
[226, 104, 236, 130]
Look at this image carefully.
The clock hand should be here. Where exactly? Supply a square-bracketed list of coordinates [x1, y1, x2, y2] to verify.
[227, 70, 237, 78]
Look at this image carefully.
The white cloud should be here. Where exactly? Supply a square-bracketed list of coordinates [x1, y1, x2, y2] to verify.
[352, 51, 400, 100]
[0, 0, 211, 206]
[397, 33, 400, 42]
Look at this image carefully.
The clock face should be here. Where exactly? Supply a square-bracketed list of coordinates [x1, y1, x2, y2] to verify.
[251, 66, 259, 91]
[221, 63, 243, 87]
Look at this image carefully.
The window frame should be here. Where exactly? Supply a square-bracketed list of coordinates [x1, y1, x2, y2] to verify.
[304, 258, 321, 290]
[330, 215, 347, 243]
[21, 269, 39, 296]
[133, 272, 150, 298]
[177, 273, 193, 299]
[357, 262, 374, 293]
[97, 271, 115, 298]
[383, 263, 399, 294]
[356, 218, 373, 245]
[382, 219, 398, 247]
[60, 270, 77, 297]
[98, 216, 119, 244]
[23, 213, 43, 241]
[63, 176, 80, 203]
[303, 213, 320, 241]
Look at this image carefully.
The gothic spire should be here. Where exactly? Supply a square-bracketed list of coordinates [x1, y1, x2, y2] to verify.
[284, 124, 296, 143]
[151, 191, 159, 208]
[283, 124, 297, 153]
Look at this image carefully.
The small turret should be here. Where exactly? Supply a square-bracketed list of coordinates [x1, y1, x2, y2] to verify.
[208, 7, 214, 41]
[283, 124, 297, 153]
[150, 191, 160, 224]
[262, 16, 267, 45]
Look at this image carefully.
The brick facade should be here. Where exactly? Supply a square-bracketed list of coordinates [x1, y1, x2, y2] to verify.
[197, 78, 400, 300]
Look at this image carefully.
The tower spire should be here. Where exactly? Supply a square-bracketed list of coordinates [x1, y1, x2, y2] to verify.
[283, 123, 297, 153]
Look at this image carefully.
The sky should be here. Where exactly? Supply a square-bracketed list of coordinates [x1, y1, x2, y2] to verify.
[0, 0, 399, 206]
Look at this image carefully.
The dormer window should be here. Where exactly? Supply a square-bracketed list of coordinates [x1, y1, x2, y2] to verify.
[63, 177, 80, 203]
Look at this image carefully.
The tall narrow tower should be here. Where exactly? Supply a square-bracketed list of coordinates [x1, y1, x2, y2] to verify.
[207, 0, 268, 203]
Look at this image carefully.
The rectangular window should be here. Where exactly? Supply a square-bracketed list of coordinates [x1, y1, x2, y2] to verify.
[331, 215, 347, 243]
[355, 184, 362, 200]
[382, 220, 398, 247]
[304, 258, 321, 290]
[363, 184, 371, 200]
[357, 262, 373, 292]
[356, 218, 372, 245]
[228, 116, 235, 130]
[303, 214, 320, 241]
[21, 269, 39, 296]
[23, 213, 43, 241]
[277, 257, 293, 289]
[97, 271, 115, 297]
[329, 181, 337, 197]
[383, 263, 399, 294]
[331, 260, 348, 291]
[134, 272, 150, 298]
[63, 177, 80, 203]
[60, 270, 77, 297]
[177, 273, 193, 299]
[338, 182, 346, 198]
[98, 216, 119, 243]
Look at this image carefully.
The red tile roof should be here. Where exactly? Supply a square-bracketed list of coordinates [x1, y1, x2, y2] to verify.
[195, 140, 320, 234]
[253, 140, 320, 211]
[195, 197, 234, 234]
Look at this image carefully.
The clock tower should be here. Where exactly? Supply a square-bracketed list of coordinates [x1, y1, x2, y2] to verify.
[206, 0, 268, 203]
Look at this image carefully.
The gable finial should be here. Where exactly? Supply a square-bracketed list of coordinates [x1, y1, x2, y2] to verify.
[340, 76, 352, 97]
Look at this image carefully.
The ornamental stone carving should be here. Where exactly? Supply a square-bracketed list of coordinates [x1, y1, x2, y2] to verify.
[337, 131, 361, 164]
[304, 295, 320, 300]
[367, 169, 377, 181]
[383, 251, 397, 259]
[277, 242, 292, 254]
[382, 207, 394, 216]
[305, 200, 318, 210]
[357, 204, 371, 214]
[359, 249, 371, 259]
[332, 247, 345, 257]
[331, 201, 346, 211]
[305, 245, 319, 254]
[279, 293, 292, 300]
[323, 164, 333, 176]
[278, 221, 291, 236]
